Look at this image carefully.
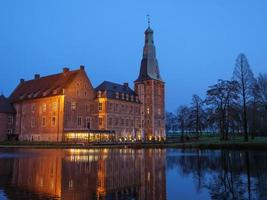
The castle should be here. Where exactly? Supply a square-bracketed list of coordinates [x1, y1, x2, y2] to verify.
[0, 25, 165, 142]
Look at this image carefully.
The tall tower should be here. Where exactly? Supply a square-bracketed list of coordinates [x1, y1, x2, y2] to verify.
[134, 21, 165, 140]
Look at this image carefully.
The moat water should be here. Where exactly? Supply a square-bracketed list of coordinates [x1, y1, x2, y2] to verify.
[0, 148, 266, 200]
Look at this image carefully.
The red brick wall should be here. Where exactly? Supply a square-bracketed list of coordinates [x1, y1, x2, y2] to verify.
[0, 113, 15, 141]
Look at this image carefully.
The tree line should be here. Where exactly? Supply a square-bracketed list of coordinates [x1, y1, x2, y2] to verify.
[166, 53, 267, 141]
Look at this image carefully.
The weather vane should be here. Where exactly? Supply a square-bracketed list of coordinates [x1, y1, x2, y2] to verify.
[147, 14, 151, 27]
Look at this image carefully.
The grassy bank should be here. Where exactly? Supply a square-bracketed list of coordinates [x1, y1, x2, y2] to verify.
[0, 137, 267, 149]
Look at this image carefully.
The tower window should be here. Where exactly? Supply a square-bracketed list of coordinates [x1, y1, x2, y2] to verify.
[146, 107, 150, 114]
[98, 102, 103, 111]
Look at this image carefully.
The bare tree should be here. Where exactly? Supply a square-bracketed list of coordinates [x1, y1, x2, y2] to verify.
[177, 105, 190, 141]
[233, 53, 255, 141]
[189, 94, 204, 137]
[206, 80, 239, 140]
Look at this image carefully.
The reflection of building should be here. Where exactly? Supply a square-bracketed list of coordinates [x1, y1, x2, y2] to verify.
[0, 149, 166, 200]
[0, 23, 165, 142]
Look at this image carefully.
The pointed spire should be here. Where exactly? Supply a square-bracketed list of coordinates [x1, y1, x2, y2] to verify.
[147, 14, 151, 28]
[135, 17, 162, 82]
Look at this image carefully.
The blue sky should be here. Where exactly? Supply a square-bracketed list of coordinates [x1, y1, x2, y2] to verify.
[1, 0, 267, 112]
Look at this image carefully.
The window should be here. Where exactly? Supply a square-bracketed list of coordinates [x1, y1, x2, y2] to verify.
[121, 118, 124, 126]
[126, 119, 128, 126]
[126, 94, 129, 100]
[116, 92, 119, 99]
[8, 116, 13, 125]
[76, 90, 80, 97]
[51, 116, 56, 126]
[42, 103, 47, 112]
[98, 102, 103, 111]
[31, 118, 35, 128]
[41, 117, 46, 127]
[108, 118, 112, 126]
[115, 118, 118, 126]
[121, 93, 125, 100]
[7, 129, 12, 134]
[86, 117, 91, 129]
[97, 91, 102, 97]
[84, 91, 87, 97]
[31, 104, 36, 112]
[99, 117, 103, 126]
[77, 116, 82, 127]
[146, 107, 150, 114]
[52, 102, 57, 111]
[71, 102, 76, 111]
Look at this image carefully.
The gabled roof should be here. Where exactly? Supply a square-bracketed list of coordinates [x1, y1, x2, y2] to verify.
[95, 81, 140, 102]
[0, 95, 15, 114]
[9, 68, 81, 103]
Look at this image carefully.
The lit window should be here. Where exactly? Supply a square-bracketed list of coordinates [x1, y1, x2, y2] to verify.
[146, 107, 150, 114]
[126, 94, 129, 100]
[51, 116, 56, 126]
[98, 102, 103, 111]
[158, 108, 161, 115]
[77, 116, 82, 127]
[41, 117, 46, 127]
[42, 104, 47, 112]
[99, 117, 103, 126]
[71, 102, 76, 111]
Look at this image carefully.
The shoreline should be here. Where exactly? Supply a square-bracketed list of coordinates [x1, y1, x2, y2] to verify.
[1, 140, 267, 150]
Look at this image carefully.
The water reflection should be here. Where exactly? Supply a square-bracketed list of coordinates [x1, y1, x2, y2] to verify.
[167, 149, 267, 200]
[0, 148, 166, 200]
[0, 148, 267, 200]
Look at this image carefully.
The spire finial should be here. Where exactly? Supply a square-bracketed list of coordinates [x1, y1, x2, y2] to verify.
[147, 14, 150, 28]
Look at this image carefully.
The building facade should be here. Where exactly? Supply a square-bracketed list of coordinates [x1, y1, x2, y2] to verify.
[0, 95, 16, 141]
[135, 26, 165, 140]
[1, 25, 165, 142]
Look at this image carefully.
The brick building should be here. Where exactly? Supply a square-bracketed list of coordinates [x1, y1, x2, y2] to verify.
[0, 95, 16, 141]
[1, 25, 165, 142]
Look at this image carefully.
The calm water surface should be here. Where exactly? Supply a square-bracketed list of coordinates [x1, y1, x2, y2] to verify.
[0, 148, 266, 200]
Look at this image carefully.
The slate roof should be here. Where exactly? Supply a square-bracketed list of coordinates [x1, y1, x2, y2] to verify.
[9, 68, 80, 103]
[95, 81, 140, 103]
[0, 95, 16, 114]
[135, 26, 162, 82]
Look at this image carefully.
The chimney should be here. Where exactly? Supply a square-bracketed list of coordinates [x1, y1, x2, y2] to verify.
[63, 67, 69, 73]
[20, 79, 25, 83]
[34, 74, 40, 80]
[123, 82, 129, 88]
[80, 65, 85, 70]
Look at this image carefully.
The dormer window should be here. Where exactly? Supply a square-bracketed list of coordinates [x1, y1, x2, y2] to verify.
[121, 93, 125, 100]
[126, 94, 129, 101]
[97, 91, 102, 98]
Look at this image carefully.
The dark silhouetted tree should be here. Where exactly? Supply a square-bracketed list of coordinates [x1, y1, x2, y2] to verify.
[233, 53, 255, 141]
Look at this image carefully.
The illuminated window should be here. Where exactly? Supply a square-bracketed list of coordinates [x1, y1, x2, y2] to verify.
[77, 116, 82, 127]
[146, 107, 150, 114]
[41, 117, 46, 127]
[42, 103, 47, 112]
[126, 94, 129, 100]
[71, 102, 76, 111]
[98, 102, 103, 111]
[99, 117, 103, 126]
[51, 116, 56, 126]
[8, 116, 13, 125]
